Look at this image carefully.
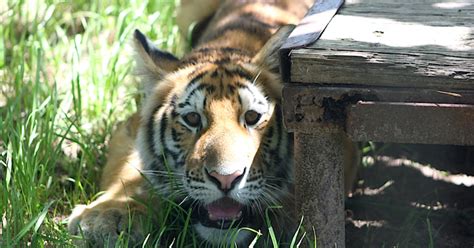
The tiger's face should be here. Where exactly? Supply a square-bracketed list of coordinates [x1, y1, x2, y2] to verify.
[134, 29, 293, 244]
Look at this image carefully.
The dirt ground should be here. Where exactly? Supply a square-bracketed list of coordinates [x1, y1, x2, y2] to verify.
[346, 144, 474, 247]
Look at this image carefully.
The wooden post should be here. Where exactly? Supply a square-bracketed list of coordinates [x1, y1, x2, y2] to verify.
[294, 129, 345, 247]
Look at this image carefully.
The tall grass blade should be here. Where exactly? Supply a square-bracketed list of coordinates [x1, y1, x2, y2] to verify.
[427, 218, 434, 248]
[13, 201, 54, 245]
[265, 206, 282, 248]
[290, 215, 304, 247]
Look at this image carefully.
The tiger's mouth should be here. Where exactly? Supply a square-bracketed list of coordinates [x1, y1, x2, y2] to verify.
[190, 197, 258, 229]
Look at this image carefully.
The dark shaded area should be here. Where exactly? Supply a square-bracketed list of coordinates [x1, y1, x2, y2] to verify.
[346, 144, 474, 247]
[320, 93, 365, 127]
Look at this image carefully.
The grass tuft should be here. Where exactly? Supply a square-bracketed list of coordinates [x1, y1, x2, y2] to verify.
[1, 0, 316, 247]
[1, 0, 182, 246]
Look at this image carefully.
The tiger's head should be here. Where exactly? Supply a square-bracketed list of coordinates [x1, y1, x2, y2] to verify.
[133, 27, 294, 244]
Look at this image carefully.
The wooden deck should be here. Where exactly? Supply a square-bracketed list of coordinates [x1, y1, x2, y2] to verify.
[290, 1, 473, 89]
[281, 0, 474, 246]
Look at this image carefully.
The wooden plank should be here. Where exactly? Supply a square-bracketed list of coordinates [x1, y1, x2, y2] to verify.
[282, 85, 474, 131]
[283, 2, 474, 247]
[291, 49, 474, 89]
[320, 1, 474, 53]
[347, 101, 474, 145]
[283, 84, 474, 145]
[289, 0, 474, 89]
[315, 11, 473, 56]
[341, 1, 474, 25]
[345, 0, 472, 3]
[306, 39, 473, 60]
[279, 0, 344, 82]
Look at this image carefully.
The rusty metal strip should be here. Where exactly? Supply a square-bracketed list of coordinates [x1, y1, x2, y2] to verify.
[347, 101, 474, 145]
[279, 0, 345, 83]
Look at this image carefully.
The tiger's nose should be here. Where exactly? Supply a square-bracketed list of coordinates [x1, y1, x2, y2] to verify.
[207, 169, 244, 192]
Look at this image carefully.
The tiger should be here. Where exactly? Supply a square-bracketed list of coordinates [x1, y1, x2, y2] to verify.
[67, 0, 359, 246]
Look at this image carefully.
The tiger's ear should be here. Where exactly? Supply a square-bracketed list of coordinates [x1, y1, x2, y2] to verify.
[251, 25, 295, 72]
[133, 29, 180, 93]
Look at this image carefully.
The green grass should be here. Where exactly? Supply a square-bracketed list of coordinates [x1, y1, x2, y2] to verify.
[0, 0, 314, 247]
[0, 0, 184, 246]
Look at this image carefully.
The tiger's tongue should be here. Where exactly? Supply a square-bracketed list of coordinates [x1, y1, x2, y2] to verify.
[206, 197, 243, 221]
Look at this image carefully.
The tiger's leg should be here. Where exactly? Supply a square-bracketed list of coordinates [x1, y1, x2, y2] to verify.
[68, 114, 149, 246]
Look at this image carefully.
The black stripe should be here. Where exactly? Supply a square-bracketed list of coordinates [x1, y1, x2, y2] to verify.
[181, 47, 252, 65]
[210, 70, 219, 78]
[177, 121, 193, 133]
[159, 113, 180, 163]
[159, 112, 168, 155]
[222, 68, 254, 82]
[202, 21, 272, 45]
[266, 126, 274, 138]
[171, 128, 181, 142]
[206, 85, 216, 93]
[227, 85, 236, 95]
[147, 105, 161, 160]
[170, 94, 178, 107]
[178, 102, 191, 108]
[236, 83, 246, 89]
[239, 13, 287, 29]
[146, 105, 169, 172]
[202, 96, 207, 110]
[220, 47, 250, 54]
[267, 104, 288, 170]
[184, 72, 207, 91]
[175, 159, 186, 168]
[246, 86, 257, 99]
[193, 47, 250, 57]
[184, 84, 212, 104]
[171, 109, 180, 118]
[215, 58, 231, 65]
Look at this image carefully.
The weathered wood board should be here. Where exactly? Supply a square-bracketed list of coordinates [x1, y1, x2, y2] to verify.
[282, 85, 474, 132]
[282, 0, 474, 247]
[289, 0, 474, 89]
[347, 101, 474, 145]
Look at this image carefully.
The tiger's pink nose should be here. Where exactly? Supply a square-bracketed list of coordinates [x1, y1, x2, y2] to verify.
[208, 170, 244, 192]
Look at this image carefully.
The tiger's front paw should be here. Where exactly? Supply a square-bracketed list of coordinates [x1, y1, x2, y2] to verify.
[68, 204, 144, 247]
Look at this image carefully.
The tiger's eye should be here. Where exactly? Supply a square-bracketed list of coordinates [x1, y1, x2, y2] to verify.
[183, 112, 201, 127]
[244, 110, 261, 126]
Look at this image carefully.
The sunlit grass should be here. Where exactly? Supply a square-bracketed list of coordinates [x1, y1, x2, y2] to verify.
[0, 0, 315, 247]
[1, 0, 183, 246]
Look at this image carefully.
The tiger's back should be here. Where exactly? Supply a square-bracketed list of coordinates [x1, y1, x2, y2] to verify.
[179, 0, 311, 49]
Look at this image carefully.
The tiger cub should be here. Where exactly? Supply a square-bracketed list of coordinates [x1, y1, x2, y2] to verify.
[67, 0, 357, 246]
